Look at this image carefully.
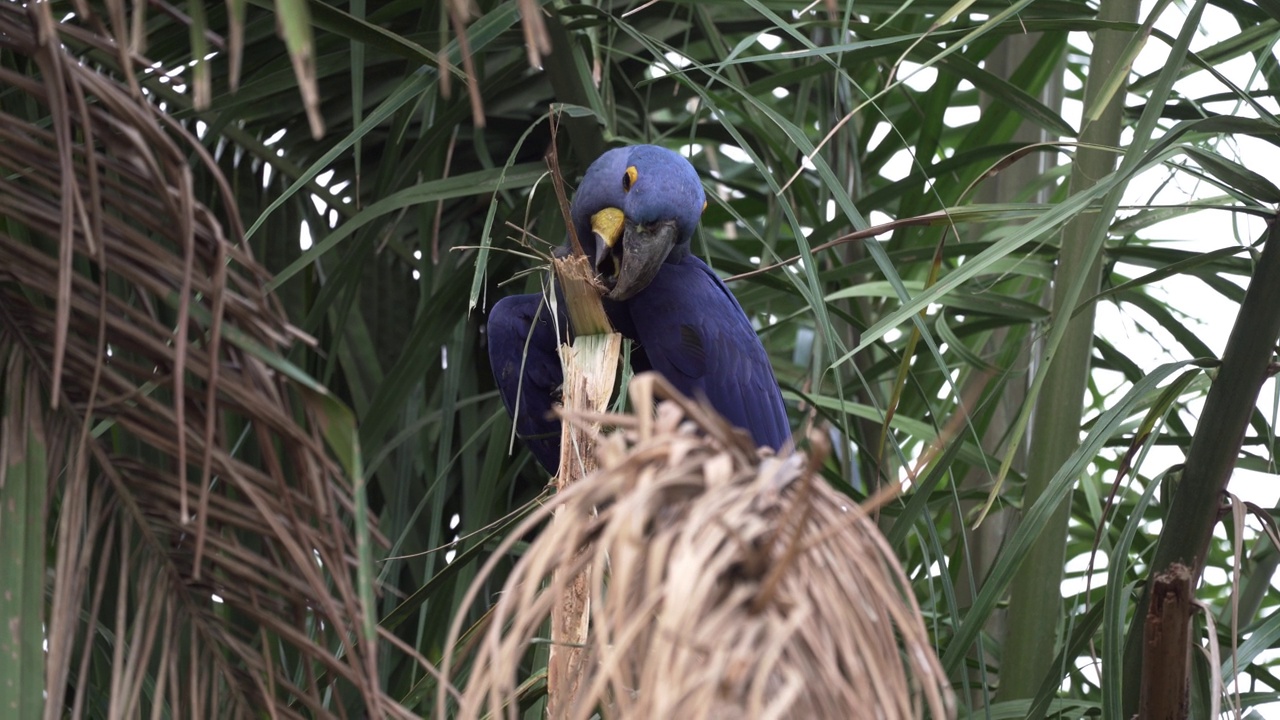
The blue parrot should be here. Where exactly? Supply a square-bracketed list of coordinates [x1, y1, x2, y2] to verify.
[487, 145, 789, 473]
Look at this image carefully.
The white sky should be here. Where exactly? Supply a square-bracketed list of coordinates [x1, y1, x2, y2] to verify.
[1098, 1, 1280, 538]
[1111, 8, 1280, 713]
[878, 2, 1278, 713]
[884, 7, 1279, 497]
[1068, 3, 1276, 713]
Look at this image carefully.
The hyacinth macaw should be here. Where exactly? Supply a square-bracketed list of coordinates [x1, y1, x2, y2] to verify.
[487, 145, 789, 473]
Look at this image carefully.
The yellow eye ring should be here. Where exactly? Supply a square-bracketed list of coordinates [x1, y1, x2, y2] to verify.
[623, 166, 638, 192]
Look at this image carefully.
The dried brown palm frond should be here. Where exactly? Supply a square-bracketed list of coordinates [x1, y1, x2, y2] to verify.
[0, 4, 418, 717]
[441, 373, 956, 720]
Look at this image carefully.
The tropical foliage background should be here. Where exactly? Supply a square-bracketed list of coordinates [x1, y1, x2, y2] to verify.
[2, 0, 1279, 717]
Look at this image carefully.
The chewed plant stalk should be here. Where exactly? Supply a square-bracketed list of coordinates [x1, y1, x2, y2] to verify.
[547, 251, 621, 716]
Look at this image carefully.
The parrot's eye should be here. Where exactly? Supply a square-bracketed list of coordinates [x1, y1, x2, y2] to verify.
[623, 166, 638, 192]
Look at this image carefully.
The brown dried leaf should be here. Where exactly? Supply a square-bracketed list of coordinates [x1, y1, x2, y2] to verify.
[442, 373, 955, 720]
[0, 5, 419, 717]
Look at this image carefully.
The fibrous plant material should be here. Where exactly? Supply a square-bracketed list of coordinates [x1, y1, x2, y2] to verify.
[548, 252, 621, 715]
[441, 373, 955, 720]
[552, 253, 619, 481]
[0, 4, 415, 716]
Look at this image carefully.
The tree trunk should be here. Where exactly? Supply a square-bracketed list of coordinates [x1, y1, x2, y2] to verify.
[1138, 564, 1192, 720]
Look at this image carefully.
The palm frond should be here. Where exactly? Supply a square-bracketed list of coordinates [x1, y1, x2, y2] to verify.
[444, 373, 953, 720]
[0, 4, 417, 716]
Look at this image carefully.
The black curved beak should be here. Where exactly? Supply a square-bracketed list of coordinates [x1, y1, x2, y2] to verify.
[589, 209, 677, 301]
[606, 222, 676, 300]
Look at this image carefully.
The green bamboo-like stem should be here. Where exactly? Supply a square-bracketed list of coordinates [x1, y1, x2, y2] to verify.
[1122, 217, 1280, 715]
[998, 0, 1141, 702]
[957, 30, 1062, 704]
[0, 355, 49, 720]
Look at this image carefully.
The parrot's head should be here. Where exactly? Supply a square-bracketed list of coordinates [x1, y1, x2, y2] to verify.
[570, 145, 706, 301]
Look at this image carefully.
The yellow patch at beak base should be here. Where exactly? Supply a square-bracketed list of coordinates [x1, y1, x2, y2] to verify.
[591, 208, 626, 248]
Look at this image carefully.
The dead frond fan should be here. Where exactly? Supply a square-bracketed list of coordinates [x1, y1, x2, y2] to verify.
[442, 373, 955, 720]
